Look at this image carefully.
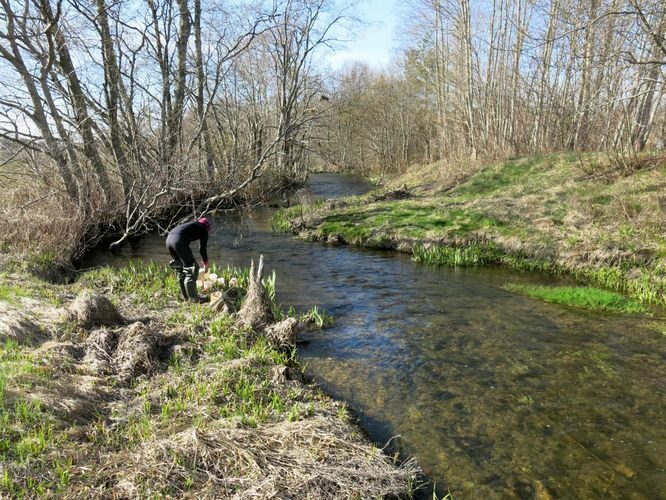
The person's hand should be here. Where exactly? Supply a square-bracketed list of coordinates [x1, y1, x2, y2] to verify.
[202, 263, 209, 274]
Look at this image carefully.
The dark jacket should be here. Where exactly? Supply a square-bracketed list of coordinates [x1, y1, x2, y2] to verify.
[166, 221, 209, 264]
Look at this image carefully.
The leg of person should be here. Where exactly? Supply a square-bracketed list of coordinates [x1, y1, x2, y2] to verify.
[183, 262, 206, 302]
[175, 240, 206, 302]
[166, 237, 188, 300]
[175, 266, 189, 301]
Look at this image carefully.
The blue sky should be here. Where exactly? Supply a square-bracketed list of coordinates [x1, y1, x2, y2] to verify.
[325, 0, 398, 69]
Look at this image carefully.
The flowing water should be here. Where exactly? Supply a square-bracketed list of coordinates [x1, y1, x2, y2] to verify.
[83, 173, 666, 499]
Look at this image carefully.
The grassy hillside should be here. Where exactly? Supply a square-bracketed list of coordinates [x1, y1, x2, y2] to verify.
[277, 153, 666, 305]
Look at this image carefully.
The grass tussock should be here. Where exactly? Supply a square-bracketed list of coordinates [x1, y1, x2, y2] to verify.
[278, 152, 666, 306]
[505, 284, 647, 314]
[111, 417, 416, 498]
[0, 261, 419, 497]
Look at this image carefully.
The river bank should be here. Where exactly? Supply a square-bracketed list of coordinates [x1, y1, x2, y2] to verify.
[16, 171, 664, 497]
[277, 153, 666, 307]
[0, 257, 419, 497]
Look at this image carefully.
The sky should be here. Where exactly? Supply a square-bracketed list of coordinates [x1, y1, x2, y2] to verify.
[325, 0, 398, 70]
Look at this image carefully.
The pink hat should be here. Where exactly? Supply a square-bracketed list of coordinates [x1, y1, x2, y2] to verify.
[197, 217, 212, 232]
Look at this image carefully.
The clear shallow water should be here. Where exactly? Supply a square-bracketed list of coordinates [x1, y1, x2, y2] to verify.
[83, 174, 666, 499]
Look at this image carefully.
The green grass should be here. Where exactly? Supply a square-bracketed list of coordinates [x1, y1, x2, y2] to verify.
[278, 153, 666, 306]
[450, 156, 545, 197]
[412, 243, 553, 273]
[79, 260, 179, 307]
[505, 284, 647, 313]
[0, 283, 30, 304]
[413, 243, 503, 267]
[0, 340, 59, 484]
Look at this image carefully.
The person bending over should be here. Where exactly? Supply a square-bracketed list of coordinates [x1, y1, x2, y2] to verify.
[166, 217, 212, 302]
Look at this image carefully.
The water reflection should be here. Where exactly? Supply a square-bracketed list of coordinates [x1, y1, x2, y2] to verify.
[82, 174, 666, 499]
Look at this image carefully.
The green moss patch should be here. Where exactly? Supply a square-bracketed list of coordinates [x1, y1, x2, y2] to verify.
[505, 284, 647, 314]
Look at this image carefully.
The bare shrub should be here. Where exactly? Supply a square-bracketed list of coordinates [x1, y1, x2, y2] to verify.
[608, 147, 665, 177]
[0, 184, 85, 261]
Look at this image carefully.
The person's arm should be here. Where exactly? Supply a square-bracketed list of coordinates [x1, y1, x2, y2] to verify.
[200, 231, 209, 273]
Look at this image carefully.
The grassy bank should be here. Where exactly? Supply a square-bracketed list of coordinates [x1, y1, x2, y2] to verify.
[504, 284, 647, 314]
[277, 153, 666, 306]
[0, 258, 419, 497]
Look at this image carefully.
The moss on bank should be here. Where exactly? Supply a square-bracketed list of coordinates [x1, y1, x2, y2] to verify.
[278, 153, 666, 306]
[0, 259, 419, 497]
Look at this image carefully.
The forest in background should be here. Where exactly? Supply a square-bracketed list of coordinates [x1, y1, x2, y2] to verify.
[320, 0, 665, 175]
[0, 0, 343, 258]
[0, 0, 664, 260]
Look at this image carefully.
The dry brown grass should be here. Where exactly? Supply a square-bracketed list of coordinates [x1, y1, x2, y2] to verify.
[387, 157, 486, 195]
[67, 291, 124, 328]
[0, 302, 47, 345]
[0, 183, 87, 260]
[104, 416, 418, 499]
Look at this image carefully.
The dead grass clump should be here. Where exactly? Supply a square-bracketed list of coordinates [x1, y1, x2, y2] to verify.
[325, 198, 349, 210]
[81, 322, 170, 382]
[67, 291, 124, 328]
[0, 302, 47, 345]
[82, 329, 118, 375]
[265, 317, 299, 349]
[0, 186, 85, 261]
[112, 416, 419, 498]
[370, 184, 412, 202]
[237, 256, 274, 331]
[114, 322, 163, 383]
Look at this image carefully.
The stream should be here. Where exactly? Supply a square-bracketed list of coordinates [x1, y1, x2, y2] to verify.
[83, 173, 666, 499]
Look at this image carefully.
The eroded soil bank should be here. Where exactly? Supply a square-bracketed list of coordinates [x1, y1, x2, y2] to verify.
[0, 258, 419, 497]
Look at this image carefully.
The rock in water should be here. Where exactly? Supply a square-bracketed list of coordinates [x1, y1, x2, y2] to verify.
[67, 291, 124, 328]
[237, 255, 274, 330]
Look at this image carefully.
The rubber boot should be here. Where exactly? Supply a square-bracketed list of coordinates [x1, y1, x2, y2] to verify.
[177, 272, 188, 301]
[170, 259, 188, 300]
[183, 264, 206, 303]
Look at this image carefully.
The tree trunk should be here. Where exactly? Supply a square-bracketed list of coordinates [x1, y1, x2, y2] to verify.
[194, 0, 215, 181]
[39, 0, 116, 205]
